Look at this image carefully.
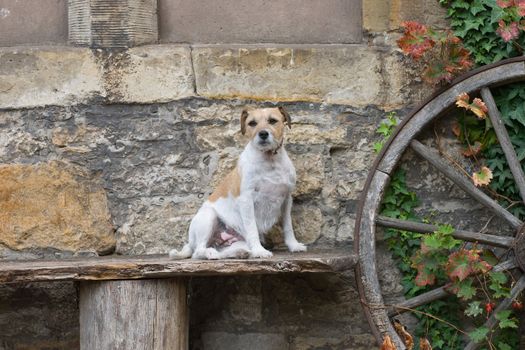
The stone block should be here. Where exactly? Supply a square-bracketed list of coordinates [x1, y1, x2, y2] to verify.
[193, 46, 406, 108]
[110, 45, 195, 103]
[0, 47, 103, 109]
[364, 0, 448, 33]
[291, 153, 324, 196]
[0, 161, 115, 255]
[0, 0, 67, 46]
[201, 332, 288, 350]
[159, 0, 362, 44]
[115, 197, 201, 255]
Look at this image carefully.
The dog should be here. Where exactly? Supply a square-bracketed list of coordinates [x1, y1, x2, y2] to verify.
[169, 107, 307, 260]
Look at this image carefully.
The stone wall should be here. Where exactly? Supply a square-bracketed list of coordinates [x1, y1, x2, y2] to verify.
[0, 1, 449, 349]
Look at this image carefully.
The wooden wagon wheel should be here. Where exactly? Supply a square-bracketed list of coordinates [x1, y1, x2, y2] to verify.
[355, 56, 525, 350]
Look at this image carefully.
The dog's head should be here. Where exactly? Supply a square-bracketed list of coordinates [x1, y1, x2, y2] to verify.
[240, 107, 291, 152]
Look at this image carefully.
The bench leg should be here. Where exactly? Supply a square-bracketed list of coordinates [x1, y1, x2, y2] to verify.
[79, 278, 188, 350]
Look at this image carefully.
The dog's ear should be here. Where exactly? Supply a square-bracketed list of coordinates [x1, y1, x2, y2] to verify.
[240, 109, 249, 135]
[278, 106, 291, 129]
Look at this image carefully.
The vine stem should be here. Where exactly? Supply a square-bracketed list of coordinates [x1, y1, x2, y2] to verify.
[362, 300, 498, 349]
[361, 300, 468, 336]
[433, 126, 521, 206]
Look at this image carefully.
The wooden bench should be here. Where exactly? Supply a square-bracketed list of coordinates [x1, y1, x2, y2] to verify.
[1, 251, 356, 349]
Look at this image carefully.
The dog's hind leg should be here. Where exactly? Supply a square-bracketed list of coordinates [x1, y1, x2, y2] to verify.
[189, 206, 219, 259]
[169, 205, 218, 260]
[215, 241, 250, 259]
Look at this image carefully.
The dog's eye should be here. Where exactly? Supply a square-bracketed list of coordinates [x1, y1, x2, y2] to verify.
[268, 118, 278, 125]
[248, 120, 257, 127]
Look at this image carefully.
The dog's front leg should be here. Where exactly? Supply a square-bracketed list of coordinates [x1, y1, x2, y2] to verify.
[282, 195, 307, 252]
[239, 194, 273, 258]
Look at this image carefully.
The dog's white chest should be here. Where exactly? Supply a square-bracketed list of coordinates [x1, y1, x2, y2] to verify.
[247, 160, 294, 234]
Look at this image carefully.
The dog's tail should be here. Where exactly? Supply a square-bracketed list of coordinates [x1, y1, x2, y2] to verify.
[168, 244, 193, 260]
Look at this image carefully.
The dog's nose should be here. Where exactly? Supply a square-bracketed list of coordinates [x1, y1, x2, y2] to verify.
[258, 130, 269, 140]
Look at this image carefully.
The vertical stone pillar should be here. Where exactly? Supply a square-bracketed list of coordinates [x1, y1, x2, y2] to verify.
[79, 279, 189, 350]
[68, 0, 158, 48]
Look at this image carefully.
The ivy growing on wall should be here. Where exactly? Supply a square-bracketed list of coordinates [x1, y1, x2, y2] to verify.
[378, 1, 525, 349]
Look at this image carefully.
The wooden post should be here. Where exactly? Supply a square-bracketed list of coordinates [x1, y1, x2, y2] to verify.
[79, 278, 188, 350]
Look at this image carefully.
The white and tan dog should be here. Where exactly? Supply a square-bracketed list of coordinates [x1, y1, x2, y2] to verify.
[169, 107, 307, 260]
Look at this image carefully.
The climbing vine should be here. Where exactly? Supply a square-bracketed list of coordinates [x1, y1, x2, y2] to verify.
[378, 1, 525, 349]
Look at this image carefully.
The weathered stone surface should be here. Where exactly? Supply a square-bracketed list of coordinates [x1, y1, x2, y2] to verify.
[191, 273, 371, 350]
[0, 100, 381, 349]
[0, 161, 115, 255]
[0, 282, 79, 349]
[363, 0, 448, 32]
[287, 124, 347, 146]
[116, 197, 200, 255]
[0, 47, 103, 109]
[0, 44, 422, 110]
[159, 0, 362, 44]
[292, 205, 323, 244]
[116, 45, 195, 103]
[202, 332, 288, 350]
[0, 0, 68, 46]
[291, 153, 324, 196]
[193, 46, 410, 108]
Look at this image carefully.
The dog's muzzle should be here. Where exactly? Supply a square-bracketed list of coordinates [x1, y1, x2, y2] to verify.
[258, 130, 269, 140]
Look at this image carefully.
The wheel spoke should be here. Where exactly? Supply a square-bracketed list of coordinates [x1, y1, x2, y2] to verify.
[481, 87, 525, 204]
[410, 140, 522, 229]
[389, 259, 517, 316]
[464, 275, 525, 350]
[376, 216, 513, 248]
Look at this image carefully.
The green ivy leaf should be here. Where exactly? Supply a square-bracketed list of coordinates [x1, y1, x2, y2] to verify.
[496, 310, 518, 329]
[468, 326, 489, 343]
[465, 301, 483, 317]
[498, 342, 512, 350]
[469, 0, 486, 16]
[456, 279, 476, 300]
[490, 271, 508, 285]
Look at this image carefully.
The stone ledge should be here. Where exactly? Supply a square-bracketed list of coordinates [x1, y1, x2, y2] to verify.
[193, 45, 414, 109]
[0, 45, 195, 109]
[0, 44, 417, 110]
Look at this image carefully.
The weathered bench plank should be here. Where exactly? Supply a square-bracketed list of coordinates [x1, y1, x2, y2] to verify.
[0, 251, 356, 283]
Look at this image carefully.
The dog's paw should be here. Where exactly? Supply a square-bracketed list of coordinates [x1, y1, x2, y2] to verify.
[205, 248, 220, 260]
[286, 241, 307, 253]
[250, 247, 273, 258]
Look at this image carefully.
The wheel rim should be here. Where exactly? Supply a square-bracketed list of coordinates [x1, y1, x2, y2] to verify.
[354, 56, 525, 349]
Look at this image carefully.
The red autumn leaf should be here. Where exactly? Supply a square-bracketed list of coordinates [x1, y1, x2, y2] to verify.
[472, 166, 493, 187]
[419, 338, 433, 350]
[456, 92, 470, 109]
[411, 248, 440, 287]
[518, 0, 525, 16]
[447, 250, 472, 281]
[463, 141, 483, 157]
[496, 20, 520, 42]
[452, 121, 461, 138]
[397, 21, 435, 59]
[471, 98, 488, 119]
[446, 249, 492, 282]
[497, 0, 515, 8]
[394, 320, 414, 350]
[380, 335, 397, 350]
